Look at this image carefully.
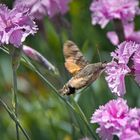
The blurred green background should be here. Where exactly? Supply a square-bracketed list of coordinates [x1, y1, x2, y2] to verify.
[0, 0, 140, 140]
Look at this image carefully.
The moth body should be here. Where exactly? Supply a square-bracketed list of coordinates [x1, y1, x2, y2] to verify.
[59, 40, 107, 95]
[60, 62, 106, 95]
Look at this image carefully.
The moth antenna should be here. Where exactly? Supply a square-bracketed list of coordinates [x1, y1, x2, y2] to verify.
[96, 44, 102, 62]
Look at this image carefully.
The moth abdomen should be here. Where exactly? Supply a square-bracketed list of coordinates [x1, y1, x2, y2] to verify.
[67, 86, 75, 95]
[59, 84, 75, 95]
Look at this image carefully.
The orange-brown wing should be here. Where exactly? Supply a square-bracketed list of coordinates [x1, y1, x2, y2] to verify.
[63, 40, 89, 75]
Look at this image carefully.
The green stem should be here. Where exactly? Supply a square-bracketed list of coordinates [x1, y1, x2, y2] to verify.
[12, 68, 19, 140]
[71, 97, 97, 139]
[0, 98, 30, 140]
[11, 47, 20, 140]
[113, 19, 125, 43]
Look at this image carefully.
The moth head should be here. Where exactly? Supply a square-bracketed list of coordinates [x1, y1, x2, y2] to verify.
[101, 61, 107, 69]
[94, 62, 107, 73]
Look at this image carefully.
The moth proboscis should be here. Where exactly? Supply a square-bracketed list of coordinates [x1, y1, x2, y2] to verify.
[59, 40, 106, 95]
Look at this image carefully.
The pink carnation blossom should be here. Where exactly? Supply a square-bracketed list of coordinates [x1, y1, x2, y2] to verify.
[119, 108, 140, 140]
[105, 62, 130, 96]
[111, 41, 140, 64]
[107, 23, 140, 45]
[96, 126, 114, 140]
[105, 41, 140, 96]
[14, 0, 71, 19]
[90, 0, 139, 28]
[91, 99, 140, 140]
[120, 128, 140, 140]
[91, 98, 129, 140]
[132, 48, 140, 85]
[0, 4, 37, 47]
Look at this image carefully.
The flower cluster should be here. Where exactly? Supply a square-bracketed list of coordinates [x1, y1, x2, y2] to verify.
[91, 98, 140, 140]
[120, 108, 140, 140]
[0, 4, 37, 47]
[14, 0, 71, 20]
[105, 41, 140, 96]
[90, 0, 140, 28]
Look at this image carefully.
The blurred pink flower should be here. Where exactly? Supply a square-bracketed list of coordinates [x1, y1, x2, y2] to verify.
[107, 31, 119, 46]
[91, 98, 129, 140]
[120, 108, 140, 140]
[105, 62, 130, 96]
[0, 4, 37, 47]
[107, 23, 140, 45]
[120, 129, 140, 140]
[96, 126, 114, 140]
[90, 0, 139, 28]
[23, 45, 56, 72]
[14, 0, 71, 19]
[125, 23, 140, 43]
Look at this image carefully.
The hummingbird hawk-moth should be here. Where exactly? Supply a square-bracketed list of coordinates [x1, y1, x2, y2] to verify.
[60, 40, 106, 95]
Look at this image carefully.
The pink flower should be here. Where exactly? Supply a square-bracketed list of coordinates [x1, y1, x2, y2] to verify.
[0, 4, 37, 47]
[91, 98, 129, 140]
[133, 48, 140, 85]
[14, 0, 71, 19]
[23, 45, 56, 72]
[120, 108, 140, 140]
[91, 99, 140, 140]
[105, 41, 140, 96]
[96, 126, 114, 140]
[90, 0, 139, 28]
[120, 129, 140, 140]
[111, 41, 140, 64]
[107, 23, 140, 45]
[107, 31, 119, 46]
[125, 23, 140, 44]
[105, 62, 130, 96]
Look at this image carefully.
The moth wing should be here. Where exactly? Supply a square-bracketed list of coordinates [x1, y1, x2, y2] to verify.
[63, 40, 89, 75]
